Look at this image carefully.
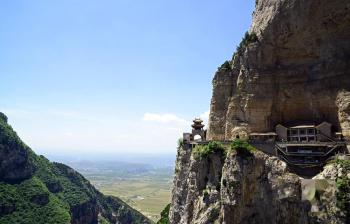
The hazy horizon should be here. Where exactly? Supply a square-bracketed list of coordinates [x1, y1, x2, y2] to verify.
[39, 150, 176, 167]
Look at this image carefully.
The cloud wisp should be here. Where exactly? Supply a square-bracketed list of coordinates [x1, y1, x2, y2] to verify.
[199, 110, 210, 126]
[142, 113, 189, 125]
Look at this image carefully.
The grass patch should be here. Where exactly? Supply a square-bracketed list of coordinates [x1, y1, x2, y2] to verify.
[192, 141, 226, 159]
[230, 139, 255, 157]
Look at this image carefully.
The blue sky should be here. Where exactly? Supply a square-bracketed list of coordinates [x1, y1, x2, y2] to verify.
[0, 0, 255, 155]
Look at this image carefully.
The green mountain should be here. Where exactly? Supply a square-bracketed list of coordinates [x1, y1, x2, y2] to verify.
[0, 112, 151, 224]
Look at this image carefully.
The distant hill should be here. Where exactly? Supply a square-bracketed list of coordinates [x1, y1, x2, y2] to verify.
[0, 112, 151, 224]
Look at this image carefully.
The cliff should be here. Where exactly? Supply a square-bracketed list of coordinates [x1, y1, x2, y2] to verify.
[169, 143, 350, 223]
[207, 0, 350, 142]
[0, 112, 151, 224]
[169, 0, 350, 223]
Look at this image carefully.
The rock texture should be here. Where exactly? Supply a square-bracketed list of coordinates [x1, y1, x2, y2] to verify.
[70, 199, 99, 224]
[169, 147, 348, 224]
[220, 152, 308, 224]
[170, 1, 350, 223]
[207, 0, 350, 142]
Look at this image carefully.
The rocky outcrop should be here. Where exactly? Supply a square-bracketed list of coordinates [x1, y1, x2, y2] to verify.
[46, 181, 63, 193]
[207, 0, 350, 142]
[220, 152, 308, 224]
[30, 193, 50, 206]
[0, 112, 34, 183]
[169, 146, 348, 224]
[70, 199, 99, 224]
[171, 1, 350, 223]
[99, 195, 151, 224]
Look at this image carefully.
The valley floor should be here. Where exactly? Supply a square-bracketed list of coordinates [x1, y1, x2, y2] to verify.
[64, 160, 174, 222]
[97, 178, 171, 221]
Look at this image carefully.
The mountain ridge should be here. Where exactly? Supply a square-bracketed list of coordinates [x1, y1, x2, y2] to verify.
[0, 112, 151, 224]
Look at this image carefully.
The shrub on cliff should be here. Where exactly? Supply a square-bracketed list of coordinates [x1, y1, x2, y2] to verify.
[233, 31, 259, 58]
[218, 60, 231, 71]
[177, 138, 184, 150]
[157, 203, 170, 224]
[193, 141, 225, 159]
[335, 159, 350, 218]
[238, 31, 258, 51]
[230, 139, 255, 156]
[0, 112, 8, 123]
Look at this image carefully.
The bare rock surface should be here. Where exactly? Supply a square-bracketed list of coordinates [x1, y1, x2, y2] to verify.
[170, 1, 350, 223]
[170, 147, 349, 223]
[207, 0, 350, 142]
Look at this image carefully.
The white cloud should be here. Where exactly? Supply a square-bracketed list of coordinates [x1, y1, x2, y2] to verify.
[199, 110, 210, 125]
[200, 110, 209, 120]
[2, 108, 197, 154]
[142, 113, 189, 125]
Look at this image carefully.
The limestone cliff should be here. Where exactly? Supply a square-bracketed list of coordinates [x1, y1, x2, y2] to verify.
[207, 0, 350, 142]
[169, 146, 350, 224]
[169, 1, 350, 224]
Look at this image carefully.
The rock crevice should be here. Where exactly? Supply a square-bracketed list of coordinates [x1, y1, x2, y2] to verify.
[170, 147, 348, 223]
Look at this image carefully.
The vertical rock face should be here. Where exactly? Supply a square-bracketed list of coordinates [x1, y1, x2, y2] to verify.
[170, 1, 350, 223]
[207, 0, 350, 141]
[70, 200, 99, 224]
[170, 149, 225, 224]
[169, 147, 348, 224]
[220, 152, 308, 224]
